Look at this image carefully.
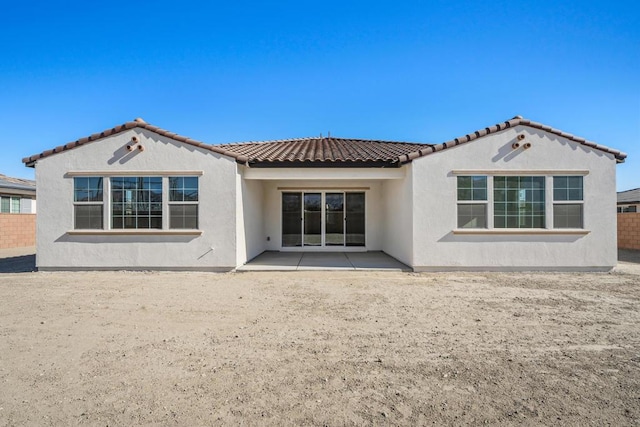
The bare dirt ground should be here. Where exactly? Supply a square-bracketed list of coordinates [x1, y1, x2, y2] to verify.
[0, 258, 639, 425]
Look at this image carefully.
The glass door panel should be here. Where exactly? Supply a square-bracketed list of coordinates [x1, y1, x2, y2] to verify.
[282, 193, 302, 247]
[303, 193, 322, 246]
[345, 192, 365, 246]
[325, 193, 344, 246]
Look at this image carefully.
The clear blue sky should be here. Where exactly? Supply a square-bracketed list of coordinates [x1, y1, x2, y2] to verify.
[2, 0, 638, 190]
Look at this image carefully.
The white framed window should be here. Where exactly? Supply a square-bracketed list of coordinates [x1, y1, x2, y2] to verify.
[553, 176, 583, 228]
[494, 176, 545, 228]
[0, 196, 21, 213]
[111, 177, 163, 229]
[618, 205, 637, 213]
[168, 177, 199, 229]
[71, 175, 199, 231]
[454, 173, 588, 231]
[73, 177, 103, 229]
[457, 176, 487, 228]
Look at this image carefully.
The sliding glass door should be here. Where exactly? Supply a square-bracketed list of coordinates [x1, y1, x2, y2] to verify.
[282, 191, 365, 248]
[282, 193, 302, 247]
[346, 192, 365, 246]
[303, 193, 322, 246]
[325, 193, 344, 246]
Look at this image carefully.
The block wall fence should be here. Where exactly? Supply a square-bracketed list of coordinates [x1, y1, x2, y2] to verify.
[0, 213, 36, 249]
[618, 213, 640, 250]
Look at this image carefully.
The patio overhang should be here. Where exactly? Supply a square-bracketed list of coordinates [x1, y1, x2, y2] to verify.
[241, 167, 406, 180]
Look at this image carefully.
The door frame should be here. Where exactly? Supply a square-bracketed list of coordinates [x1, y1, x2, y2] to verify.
[279, 189, 367, 252]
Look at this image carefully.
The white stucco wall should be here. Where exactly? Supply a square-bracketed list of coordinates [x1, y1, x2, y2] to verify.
[35, 129, 238, 270]
[380, 164, 413, 266]
[236, 167, 265, 264]
[411, 125, 618, 271]
[260, 177, 385, 252]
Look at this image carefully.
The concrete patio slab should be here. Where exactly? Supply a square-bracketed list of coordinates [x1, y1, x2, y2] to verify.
[237, 251, 302, 271]
[298, 252, 353, 270]
[237, 251, 410, 272]
[345, 251, 411, 271]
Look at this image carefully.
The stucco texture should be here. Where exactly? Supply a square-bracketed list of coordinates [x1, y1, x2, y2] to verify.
[410, 125, 618, 270]
[34, 129, 237, 270]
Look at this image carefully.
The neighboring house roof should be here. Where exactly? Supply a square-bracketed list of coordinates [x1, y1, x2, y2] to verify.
[22, 115, 627, 168]
[617, 188, 640, 204]
[0, 174, 36, 195]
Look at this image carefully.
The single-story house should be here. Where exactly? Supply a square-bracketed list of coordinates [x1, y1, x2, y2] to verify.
[23, 115, 627, 271]
[617, 188, 639, 213]
[0, 173, 36, 249]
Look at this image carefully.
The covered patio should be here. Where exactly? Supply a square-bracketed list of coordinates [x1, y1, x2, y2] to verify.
[237, 251, 410, 271]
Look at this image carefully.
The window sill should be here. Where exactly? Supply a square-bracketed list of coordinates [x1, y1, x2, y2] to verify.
[453, 229, 590, 235]
[67, 230, 202, 236]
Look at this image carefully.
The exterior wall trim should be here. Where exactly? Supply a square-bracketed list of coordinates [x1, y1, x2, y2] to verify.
[66, 170, 204, 177]
[452, 229, 590, 235]
[277, 186, 370, 191]
[67, 230, 202, 236]
[451, 169, 590, 176]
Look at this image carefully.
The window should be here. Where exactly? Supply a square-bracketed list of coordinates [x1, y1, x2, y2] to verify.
[169, 177, 199, 229]
[111, 177, 162, 229]
[618, 205, 637, 213]
[70, 175, 202, 232]
[73, 177, 103, 229]
[1, 196, 21, 213]
[494, 176, 545, 228]
[553, 176, 583, 228]
[457, 176, 487, 228]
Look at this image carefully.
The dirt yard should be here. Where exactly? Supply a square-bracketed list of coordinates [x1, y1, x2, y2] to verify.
[1, 263, 639, 425]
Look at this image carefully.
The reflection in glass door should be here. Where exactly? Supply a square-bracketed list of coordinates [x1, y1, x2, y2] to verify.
[282, 193, 302, 247]
[303, 193, 322, 246]
[346, 192, 365, 246]
[325, 193, 344, 246]
[281, 191, 365, 248]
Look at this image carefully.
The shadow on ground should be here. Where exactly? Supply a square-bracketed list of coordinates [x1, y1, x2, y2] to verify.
[0, 255, 36, 273]
[618, 249, 640, 264]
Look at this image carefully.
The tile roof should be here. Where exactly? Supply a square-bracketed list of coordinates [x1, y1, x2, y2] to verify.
[0, 174, 36, 192]
[216, 137, 433, 166]
[618, 188, 640, 204]
[22, 118, 251, 165]
[22, 115, 627, 168]
[396, 116, 627, 164]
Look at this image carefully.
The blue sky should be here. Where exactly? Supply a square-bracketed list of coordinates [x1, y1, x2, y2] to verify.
[2, 0, 638, 190]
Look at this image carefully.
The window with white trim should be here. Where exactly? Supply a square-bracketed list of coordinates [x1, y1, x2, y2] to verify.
[494, 176, 545, 228]
[71, 175, 200, 231]
[169, 177, 199, 229]
[553, 176, 583, 228]
[73, 177, 103, 229]
[1, 195, 21, 213]
[111, 177, 163, 229]
[457, 176, 487, 228]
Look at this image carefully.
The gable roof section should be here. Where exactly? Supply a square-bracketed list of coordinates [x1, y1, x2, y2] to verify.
[22, 118, 250, 166]
[217, 137, 433, 166]
[396, 116, 627, 164]
[618, 188, 640, 204]
[23, 115, 627, 168]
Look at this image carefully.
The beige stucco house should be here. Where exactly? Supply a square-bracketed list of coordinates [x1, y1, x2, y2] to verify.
[23, 116, 626, 271]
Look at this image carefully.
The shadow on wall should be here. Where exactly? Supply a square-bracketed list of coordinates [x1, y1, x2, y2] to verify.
[54, 234, 199, 244]
[491, 135, 528, 163]
[108, 139, 144, 165]
[438, 232, 585, 244]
